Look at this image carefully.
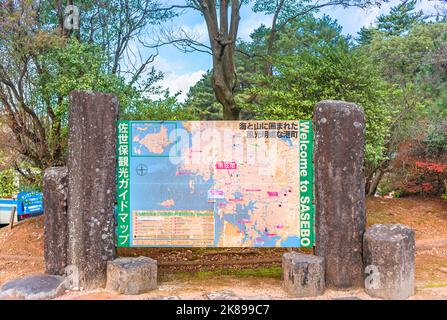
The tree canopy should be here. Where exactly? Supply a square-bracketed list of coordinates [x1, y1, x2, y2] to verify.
[0, 0, 445, 197]
[183, 2, 447, 196]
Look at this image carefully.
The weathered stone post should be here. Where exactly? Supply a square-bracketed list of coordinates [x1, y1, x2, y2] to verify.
[363, 224, 415, 299]
[43, 167, 68, 275]
[314, 100, 366, 288]
[67, 91, 118, 290]
[282, 252, 325, 297]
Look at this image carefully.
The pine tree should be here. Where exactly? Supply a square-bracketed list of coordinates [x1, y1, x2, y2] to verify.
[376, 0, 424, 36]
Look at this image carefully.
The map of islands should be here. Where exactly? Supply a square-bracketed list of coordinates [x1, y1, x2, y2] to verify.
[117, 120, 314, 248]
[132, 122, 177, 156]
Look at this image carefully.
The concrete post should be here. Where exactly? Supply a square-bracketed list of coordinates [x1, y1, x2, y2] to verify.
[43, 167, 68, 275]
[314, 100, 366, 288]
[67, 91, 118, 290]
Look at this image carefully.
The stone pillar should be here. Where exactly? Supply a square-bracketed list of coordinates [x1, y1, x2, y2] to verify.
[43, 167, 68, 275]
[67, 91, 118, 290]
[314, 100, 366, 288]
[363, 224, 415, 299]
[282, 252, 325, 297]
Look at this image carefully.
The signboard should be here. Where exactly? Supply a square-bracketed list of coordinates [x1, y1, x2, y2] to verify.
[116, 121, 314, 248]
[17, 191, 44, 216]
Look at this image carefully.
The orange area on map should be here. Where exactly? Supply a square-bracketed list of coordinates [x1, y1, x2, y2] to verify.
[178, 121, 301, 246]
[139, 125, 169, 154]
[159, 199, 175, 208]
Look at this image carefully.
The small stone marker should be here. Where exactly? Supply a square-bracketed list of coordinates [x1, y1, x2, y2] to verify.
[204, 290, 241, 300]
[106, 257, 157, 295]
[43, 167, 68, 275]
[314, 100, 366, 288]
[67, 91, 118, 290]
[0, 275, 65, 300]
[159, 296, 180, 300]
[282, 252, 325, 297]
[363, 224, 415, 300]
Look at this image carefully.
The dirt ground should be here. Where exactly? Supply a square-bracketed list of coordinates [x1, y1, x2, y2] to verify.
[0, 196, 446, 299]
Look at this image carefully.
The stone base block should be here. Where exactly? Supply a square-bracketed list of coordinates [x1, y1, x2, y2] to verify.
[363, 224, 415, 300]
[0, 275, 65, 300]
[282, 252, 325, 297]
[106, 257, 157, 295]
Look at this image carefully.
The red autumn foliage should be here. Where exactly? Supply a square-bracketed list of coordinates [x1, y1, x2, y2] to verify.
[387, 137, 447, 196]
[414, 161, 447, 173]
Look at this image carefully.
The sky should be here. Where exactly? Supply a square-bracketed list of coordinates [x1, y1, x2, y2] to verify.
[132, 0, 443, 102]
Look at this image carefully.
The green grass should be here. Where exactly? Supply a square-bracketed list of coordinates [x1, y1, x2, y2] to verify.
[423, 281, 447, 289]
[160, 266, 283, 282]
[195, 266, 283, 279]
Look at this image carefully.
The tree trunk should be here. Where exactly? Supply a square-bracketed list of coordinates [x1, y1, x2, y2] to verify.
[367, 168, 385, 196]
[365, 157, 390, 196]
[264, 0, 285, 77]
[212, 57, 239, 120]
[200, 0, 241, 120]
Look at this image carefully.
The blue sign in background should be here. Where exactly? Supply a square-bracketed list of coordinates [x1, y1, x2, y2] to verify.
[17, 191, 44, 215]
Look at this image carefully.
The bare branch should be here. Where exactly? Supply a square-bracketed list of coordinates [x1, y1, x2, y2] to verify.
[145, 26, 212, 55]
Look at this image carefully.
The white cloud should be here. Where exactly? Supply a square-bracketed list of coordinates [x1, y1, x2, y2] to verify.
[360, 6, 381, 28]
[356, 0, 442, 29]
[179, 21, 209, 44]
[238, 12, 272, 41]
[157, 68, 206, 102]
[152, 55, 184, 74]
[416, 0, 443, 16]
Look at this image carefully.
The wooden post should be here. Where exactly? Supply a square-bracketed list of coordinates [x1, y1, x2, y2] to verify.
[9, 206, 16, 229]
